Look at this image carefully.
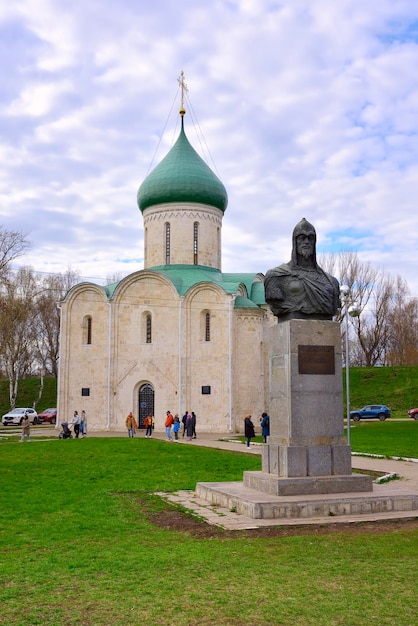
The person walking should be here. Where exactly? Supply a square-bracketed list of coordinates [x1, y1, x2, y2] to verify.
[244, 415, 255, 448]
[165, 411, 174, 441]
[80, 410, 87, 437]
[144, 415, 153, 438]
[173, 415, 180, 441]
[71, 410, 80, 438]
[20, 411, 31, 442]
[191, 411, 197, 439]
[260, 412, 270, 443]
[125, 412, 137, 437]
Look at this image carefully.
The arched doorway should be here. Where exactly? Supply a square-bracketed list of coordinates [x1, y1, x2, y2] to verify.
[138, 383, 154, 429]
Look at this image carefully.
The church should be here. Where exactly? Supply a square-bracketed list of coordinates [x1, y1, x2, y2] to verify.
[57, 99, 277, 433]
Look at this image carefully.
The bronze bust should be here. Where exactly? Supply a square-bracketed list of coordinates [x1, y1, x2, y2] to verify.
[264, 218, 340, 321]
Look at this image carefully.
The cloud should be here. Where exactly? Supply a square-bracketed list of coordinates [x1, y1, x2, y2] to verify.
[0, 0, 418, 296]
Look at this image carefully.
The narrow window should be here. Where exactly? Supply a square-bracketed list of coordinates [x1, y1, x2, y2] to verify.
[83, 315, 92, 345]
[165, 222, 170, 264]
[87, 317, 92, 344]
[193, 222, 199, 265]
[205, 312, 210, 342]
[146, 314, 152, 343]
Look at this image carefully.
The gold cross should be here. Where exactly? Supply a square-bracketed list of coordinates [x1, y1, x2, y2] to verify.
[178, 70, 188, 116]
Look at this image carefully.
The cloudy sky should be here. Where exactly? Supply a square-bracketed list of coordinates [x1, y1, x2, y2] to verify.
[1, 0, 418, 294]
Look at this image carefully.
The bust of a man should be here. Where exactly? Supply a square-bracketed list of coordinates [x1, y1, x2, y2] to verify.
[264, 218, 340, 321]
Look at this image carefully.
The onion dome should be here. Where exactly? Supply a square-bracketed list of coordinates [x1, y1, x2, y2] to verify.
[137, 118, 228, 213]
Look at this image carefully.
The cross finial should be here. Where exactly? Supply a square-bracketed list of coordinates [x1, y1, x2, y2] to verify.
[178, 70, 188, 117]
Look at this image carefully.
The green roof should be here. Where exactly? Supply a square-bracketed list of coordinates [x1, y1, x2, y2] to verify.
[102, 265, 266, 308]
[137, 120, 228, 213]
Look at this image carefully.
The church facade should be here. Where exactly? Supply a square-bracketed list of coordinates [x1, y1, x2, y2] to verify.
[57, 111, 276, 432]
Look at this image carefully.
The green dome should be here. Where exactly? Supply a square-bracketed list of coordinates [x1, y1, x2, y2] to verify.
[137, 120, 228, 213]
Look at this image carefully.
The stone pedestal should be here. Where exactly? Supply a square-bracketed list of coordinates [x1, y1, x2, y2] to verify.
[257, 319, 372, 495]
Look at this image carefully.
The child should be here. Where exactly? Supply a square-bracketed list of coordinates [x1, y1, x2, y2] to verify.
[173, 414, 181, 441]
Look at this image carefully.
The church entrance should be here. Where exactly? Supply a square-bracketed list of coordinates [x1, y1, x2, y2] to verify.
[138, 383, 154, 429]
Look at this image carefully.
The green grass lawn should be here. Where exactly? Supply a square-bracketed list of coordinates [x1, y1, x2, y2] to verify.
[236, 420, 418, 459]
[348, 420, 418, 458]
[1, 430, 418, 625]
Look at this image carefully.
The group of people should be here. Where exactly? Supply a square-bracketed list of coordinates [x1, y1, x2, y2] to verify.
[71, 411, 87, 439]
[125, 412, 155, 438]
[243, 412, 270, 447]
[70, 410, 87, 438]
[165, 411, 197, 441]
[124, 409, 270, 445]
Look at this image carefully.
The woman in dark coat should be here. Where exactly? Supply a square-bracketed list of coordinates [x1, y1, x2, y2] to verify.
[244, 415, 255, 448]
[260, 412, 270, 443]
[185, 413, 194, 441]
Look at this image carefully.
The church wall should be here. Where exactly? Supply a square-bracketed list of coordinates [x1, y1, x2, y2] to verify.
[58, 287, 110, 429]
[143, 203, 223, 269]
[180, 286, 233, 432]
[109, 274, 181, 430]
[232, 308, 268, 433]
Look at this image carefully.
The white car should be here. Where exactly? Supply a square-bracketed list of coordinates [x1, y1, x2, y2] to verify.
[2, 408, 38, 426]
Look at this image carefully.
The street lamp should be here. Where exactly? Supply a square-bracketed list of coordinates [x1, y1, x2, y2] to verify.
[340, 286, 360, 446]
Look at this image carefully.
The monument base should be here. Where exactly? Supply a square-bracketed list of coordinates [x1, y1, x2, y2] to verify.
[244, 470, 372, 496]
[262, 443, 353, 478]
[195, 480, 418, 521]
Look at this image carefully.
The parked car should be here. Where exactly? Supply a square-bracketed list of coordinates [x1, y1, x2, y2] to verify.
[37, 408, 57, 425]
[408, 408, 418, 420]
[2, 408, 38, 426]
[350, 405, 391, 422]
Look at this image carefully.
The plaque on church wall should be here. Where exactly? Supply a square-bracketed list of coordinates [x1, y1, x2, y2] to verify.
[298, 345, 335, 375]
[201, 386, 211, 394]
[81, 387, 90, 396]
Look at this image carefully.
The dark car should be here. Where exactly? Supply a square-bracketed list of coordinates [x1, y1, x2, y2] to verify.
[37, 408, 57, 424]
[350, 404, 391, 422]
[408, 408, 418, 420]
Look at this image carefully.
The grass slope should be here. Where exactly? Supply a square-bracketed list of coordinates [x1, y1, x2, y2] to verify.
[0, 377, 57, 416]
[346, 365, 418, 418]
[1, 365, 417, 419]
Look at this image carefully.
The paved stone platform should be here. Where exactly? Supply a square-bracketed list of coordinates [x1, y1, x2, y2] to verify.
[159, 487, 418, 530]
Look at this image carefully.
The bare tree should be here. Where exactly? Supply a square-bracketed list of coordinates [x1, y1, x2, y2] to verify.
[0, 265, 79, 407]
[320, 251, 411, 366]
[32, 270, 79, 376]
[0, 267, 37, 407]
[0, 226, 30, 279]
[386, 277, 418, 365]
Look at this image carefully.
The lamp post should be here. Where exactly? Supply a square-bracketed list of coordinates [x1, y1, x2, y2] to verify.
[340, 286, 360, 446]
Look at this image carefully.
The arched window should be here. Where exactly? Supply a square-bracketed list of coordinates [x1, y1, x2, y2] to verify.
[205, 312, 210, 341]
[146, 314, 152, 344]
[200, 310, 211, 342]
[82, 315, 92, 345]
[193, 221, 199, 265]
[138, 383, 155, 430]
[165, 222, 170, 265]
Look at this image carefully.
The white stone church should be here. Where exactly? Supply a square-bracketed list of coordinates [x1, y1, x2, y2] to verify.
[57, 108, 277, 433]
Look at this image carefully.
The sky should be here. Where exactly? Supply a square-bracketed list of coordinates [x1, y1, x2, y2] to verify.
[1, 0, 418, 295]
